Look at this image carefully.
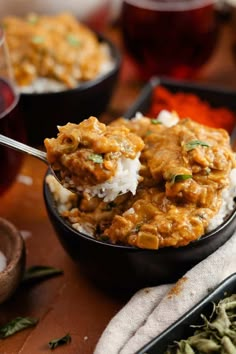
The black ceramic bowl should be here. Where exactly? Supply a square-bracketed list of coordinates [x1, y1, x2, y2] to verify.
[43, 78, 236, 294]
[136, 272, 236, 354]
[18, 33, 121, 146]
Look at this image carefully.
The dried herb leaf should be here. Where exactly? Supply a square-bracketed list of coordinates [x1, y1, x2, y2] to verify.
[184, 140, 210, 151]
[22, 265, 63, 283]
[88, 153, 103, 164]
[166, 294, 236, 354]
[48, 333, 71, 350]
[170, 174, 192, 184]
[0, 317, 38, 338]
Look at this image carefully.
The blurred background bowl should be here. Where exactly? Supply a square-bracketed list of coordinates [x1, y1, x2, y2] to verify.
[18, 32, 121, 146]
[0, 217, 26, 304]
[43, 169, 236, 294]
[0, 0, 111, 32]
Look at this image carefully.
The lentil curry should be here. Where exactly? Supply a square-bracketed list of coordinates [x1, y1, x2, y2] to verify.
[45, 114, 236, 250]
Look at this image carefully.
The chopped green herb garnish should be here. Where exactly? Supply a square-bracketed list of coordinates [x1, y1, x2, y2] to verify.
[67, 34, 80, 46]
[135, 224, 142, 232]
[88, 153, 103, 164]
[170, 174, 192, 184]
[48, 333, 71, 350]
[31, 35, 45, 44]
[151, 119, 162, 125]
[0, 317, 38, 338]
[99, 235, 110, 242]
[22, 265, 63, 283]
[184, 140, 210, 151]
[145, 130, 153, 136]
[27, 14, 39, 24]
[102, 202, 117, 211]
[205, 167, 211, 175]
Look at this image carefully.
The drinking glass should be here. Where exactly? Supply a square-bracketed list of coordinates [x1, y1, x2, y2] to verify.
[120, 0, 220, 80]
[0, 26, 26, 195]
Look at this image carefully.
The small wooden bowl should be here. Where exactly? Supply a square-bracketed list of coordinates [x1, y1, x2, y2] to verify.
[0, 217, 26, 304]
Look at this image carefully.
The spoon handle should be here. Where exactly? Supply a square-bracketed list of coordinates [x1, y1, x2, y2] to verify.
[0, 134, 48, 164]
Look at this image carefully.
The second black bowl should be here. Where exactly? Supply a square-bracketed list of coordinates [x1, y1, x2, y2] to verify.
[18, 33, 121, 146]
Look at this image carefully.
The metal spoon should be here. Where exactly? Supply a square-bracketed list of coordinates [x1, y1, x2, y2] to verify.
[0, 133, 71, 192]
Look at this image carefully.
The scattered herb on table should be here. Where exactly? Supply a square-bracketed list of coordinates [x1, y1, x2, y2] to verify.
[22, 265, 63, 283]
[0, 317, 38, 338]
[48, 333, 71, 350]
[165, 294, 236, 353]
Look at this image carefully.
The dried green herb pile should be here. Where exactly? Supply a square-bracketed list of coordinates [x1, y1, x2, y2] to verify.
[166, 294, 236, 353]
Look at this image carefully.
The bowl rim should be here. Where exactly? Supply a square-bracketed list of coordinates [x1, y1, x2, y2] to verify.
[0, 217, 25, 274]
[43, 170, 236, 253]
[20, 32, 122, 97]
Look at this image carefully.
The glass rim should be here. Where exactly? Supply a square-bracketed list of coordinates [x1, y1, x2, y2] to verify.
[123, 0, 218, 11]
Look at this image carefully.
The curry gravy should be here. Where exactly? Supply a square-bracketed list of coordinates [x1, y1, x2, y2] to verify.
[47, 116, 236, 250]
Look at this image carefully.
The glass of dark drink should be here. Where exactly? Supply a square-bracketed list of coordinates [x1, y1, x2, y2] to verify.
[120, 0, 220, 80]
[0, 27, 26, 195]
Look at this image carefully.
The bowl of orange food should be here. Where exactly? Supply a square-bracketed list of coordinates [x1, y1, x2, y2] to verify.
[43, 79, 236, 294]
[2, 12, 121, 146]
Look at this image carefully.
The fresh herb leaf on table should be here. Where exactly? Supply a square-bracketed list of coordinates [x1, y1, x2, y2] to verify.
[22, 265, 63, 283]
[0, 317, 38, 338]
[48, 333, 71, 350]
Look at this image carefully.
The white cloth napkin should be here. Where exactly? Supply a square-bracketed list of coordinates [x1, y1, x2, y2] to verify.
[94, 230, 236, 354]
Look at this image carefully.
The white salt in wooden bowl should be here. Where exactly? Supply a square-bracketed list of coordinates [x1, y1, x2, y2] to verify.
[0, 217, 25, 304]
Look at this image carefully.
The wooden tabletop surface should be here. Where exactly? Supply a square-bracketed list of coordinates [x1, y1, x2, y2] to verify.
[1, 18, 236, 354]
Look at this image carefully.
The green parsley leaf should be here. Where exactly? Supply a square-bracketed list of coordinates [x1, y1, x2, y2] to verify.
[27, 14, 39, 25]
[67, 34, 80, 46]
[0, 317, 38, 338]
[170, 174, 192, 184]
[88, 153, 103, 164]
[22, 265, 63, 284]
[184, 140, 210, 151]
[151, 119, 162, 125]
[31, 35, 45, 44]
[48, 333, 71, 350]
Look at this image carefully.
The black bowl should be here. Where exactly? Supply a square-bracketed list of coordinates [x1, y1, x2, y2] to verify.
[136, 272, 236, 354]
[18, 33, 121, 146]
[43, 174, 236, 295]
[43, 78, 236, 294]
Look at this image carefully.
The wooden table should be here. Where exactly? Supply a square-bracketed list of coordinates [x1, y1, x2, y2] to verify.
[1, 20, 236, 354]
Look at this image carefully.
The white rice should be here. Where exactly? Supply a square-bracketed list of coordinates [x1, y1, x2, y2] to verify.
[132, 110, 179, 127]
[73, 153, 142, 202]
[207, 167, 236, 232]
[46, 174, 76, 213]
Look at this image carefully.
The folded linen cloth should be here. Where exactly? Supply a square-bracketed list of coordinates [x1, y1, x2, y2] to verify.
[94, 230, 236, 354]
